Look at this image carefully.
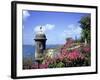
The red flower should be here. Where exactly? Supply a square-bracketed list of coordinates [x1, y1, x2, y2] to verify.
[39, 64, 48, 69]
[67, 49, 81, 60]
[83, 47, 90, 53]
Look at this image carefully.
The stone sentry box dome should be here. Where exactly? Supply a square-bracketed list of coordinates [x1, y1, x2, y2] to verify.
[34, 27, 47, 60]
[35, 33, 47, 40]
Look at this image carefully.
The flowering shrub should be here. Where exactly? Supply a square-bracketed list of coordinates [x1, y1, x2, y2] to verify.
[27, 39, 91, 69]
[67, 49, 84, 60]
[39, 44, 90, 68]
[67, 49, 80, 60]
[39, 64, 48, 69]
[83, 47, 90, 53]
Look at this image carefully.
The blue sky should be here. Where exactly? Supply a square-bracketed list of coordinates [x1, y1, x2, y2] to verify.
[22, 10, 90, 45]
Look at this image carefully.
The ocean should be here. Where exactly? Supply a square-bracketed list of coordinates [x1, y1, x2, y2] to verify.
[23, 45, 60, 59]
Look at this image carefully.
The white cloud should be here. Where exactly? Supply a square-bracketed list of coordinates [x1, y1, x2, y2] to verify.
[62, 24, 82, 39]
[45, 24, 55, 30]
[34, 24, 55, 33]
[23, 11, 30, 20]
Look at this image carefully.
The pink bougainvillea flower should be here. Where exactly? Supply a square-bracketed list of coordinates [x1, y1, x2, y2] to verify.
[39, 64, 48, 69]
[83, 47, 90, 53]
[67, 49, 81, 60]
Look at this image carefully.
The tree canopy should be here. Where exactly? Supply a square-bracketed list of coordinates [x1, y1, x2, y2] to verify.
[79, 15, 91, 44]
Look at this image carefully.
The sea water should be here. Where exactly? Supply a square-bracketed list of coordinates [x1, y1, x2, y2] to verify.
[23, 45, 59, 59]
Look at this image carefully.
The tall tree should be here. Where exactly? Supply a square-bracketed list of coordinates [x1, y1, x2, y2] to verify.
[79, 15, 91, 45]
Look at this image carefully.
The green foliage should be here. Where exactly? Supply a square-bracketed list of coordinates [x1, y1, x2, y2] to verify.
[56, 62, 65, 67]
[79, 15, 91, 43]
[79, 15, 90, 30]
[48, 62, 57, 68]
[48, 61, 65, 68]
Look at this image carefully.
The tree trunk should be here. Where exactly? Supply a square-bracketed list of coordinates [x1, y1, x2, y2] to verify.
[85, 38, 87, 45]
